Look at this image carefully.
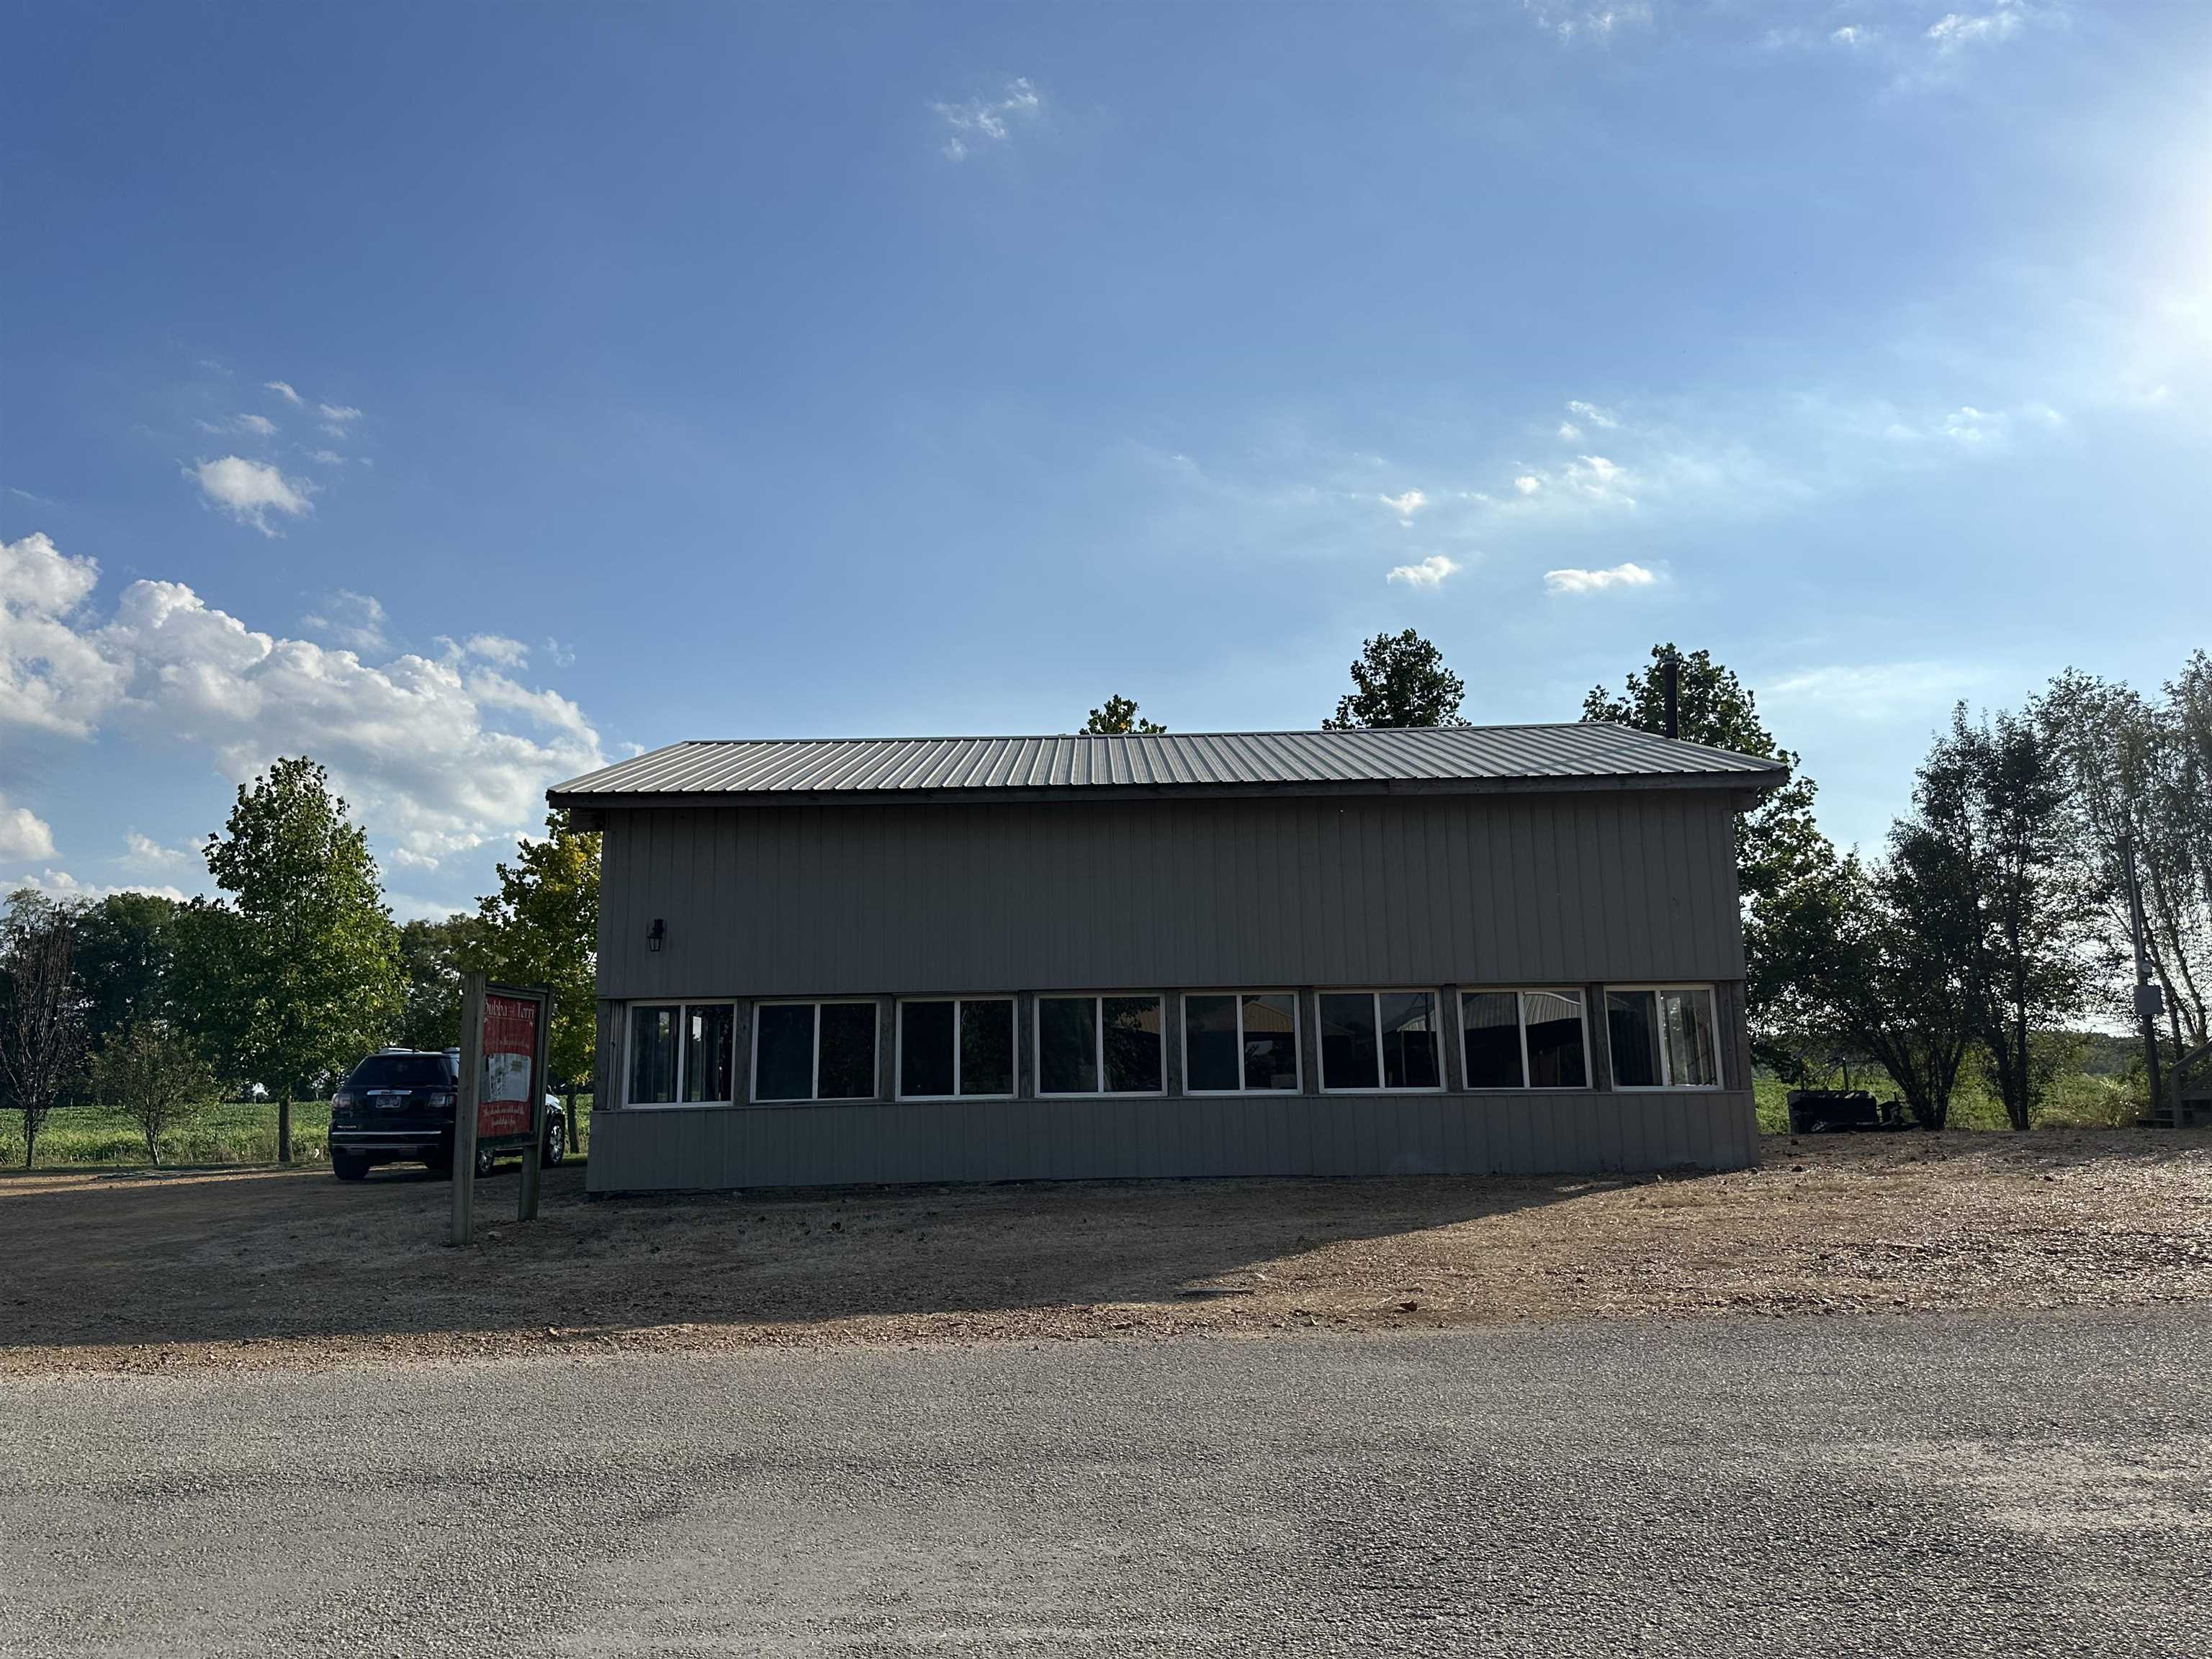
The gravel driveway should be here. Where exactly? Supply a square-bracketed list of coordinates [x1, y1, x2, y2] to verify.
[6, 1309, 2207, 1657]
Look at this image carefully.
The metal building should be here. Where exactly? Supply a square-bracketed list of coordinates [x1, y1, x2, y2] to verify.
[548, 724, 1786, 1192]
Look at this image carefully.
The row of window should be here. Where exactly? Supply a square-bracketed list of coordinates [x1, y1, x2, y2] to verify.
[625, 986, 1722, 1106]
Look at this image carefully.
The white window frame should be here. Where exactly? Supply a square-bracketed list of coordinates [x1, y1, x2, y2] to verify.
[1179, 990, 1303, 1095]
[1604, 984, 1724, 1091]
[1316, 988, 1448, 1094]
[1033, 992, 1167, 1099]
[750, 998, 880, 1103]
[622, 999, 737, 1109]
[1457, 988, 1595, 1093]
[894, 995, 1018, 1102]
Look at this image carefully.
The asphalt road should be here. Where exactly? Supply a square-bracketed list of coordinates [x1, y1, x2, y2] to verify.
[5, 1310, 2208, 1658]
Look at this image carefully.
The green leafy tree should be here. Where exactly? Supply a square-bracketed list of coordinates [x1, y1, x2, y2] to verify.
[0, 891, 88, 1167]
[179, 757, 402, 1163]
[2039, 665, 2209, 1055]
[1084, 696, 1166, 734]
[90, 1017, 214, 1167]
[1912, 706, 2087, 1130]
[393, 915, 479, 1053]
[1581, 645, 1838, 1079]
[462, 813, 600, 1113]
[1323, 629, 1467, 729]
[71, 891, 183, 1058]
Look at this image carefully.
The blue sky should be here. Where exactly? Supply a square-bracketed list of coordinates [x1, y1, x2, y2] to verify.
[4, 0, 2207, 918]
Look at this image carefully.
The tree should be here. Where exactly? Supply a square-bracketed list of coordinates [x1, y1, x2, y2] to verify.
[89, 1017, 213, 1167]
[1323, 629, 1467, 730]
[0, 891, 88, 1168]
[71, 891, 183, 1058]
[181, 757, 403, 1163]
[462, 813, 599, 1114]
[1084, 696, 1166, 734]
[1582, 645, 1838, 1079]
[2039, 665, 2210, 1057]
[393, 915, 477, 1053]
[1911, 706, 2087, 1130]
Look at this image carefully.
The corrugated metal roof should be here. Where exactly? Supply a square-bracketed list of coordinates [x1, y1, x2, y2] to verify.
[549, 724, 1786, 807]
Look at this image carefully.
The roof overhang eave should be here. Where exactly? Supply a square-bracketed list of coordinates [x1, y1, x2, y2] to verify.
[547, 766, 1789, 817]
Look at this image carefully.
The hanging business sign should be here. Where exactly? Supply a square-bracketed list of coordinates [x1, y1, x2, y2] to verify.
[451, 974, 553, 1245]
[478, 989, 544, 1146]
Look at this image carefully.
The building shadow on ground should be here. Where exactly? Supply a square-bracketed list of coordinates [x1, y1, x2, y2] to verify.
[0, 1156, 1684, 1354]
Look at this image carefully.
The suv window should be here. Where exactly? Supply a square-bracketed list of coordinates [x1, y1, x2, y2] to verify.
[347, 1053, 454, 1089]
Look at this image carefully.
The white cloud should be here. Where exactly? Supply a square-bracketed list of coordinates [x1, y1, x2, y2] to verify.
[1514, 475, 1542, 495]
[1762, 661, 1992, 719]
[187, 456, 313, 535]
[1, 533, 127, 737]
[10, 868, 189, 903]
[462, 633, 531, 668]
[0, 539, 605, 872]
[1831, 25, 1869, 47]
[308, 449, 346, 465]
[1387, 554, 1461, 589]
[0, 795, 56, 861]
[122, 830, 194, 870]
[1565, 400, 1618, 428]
[935, 78, 1040, 161]
[1543, 561, 1657, 595]
[316, 403, 363, 437]
[1557, 422, 1583, 441]
[302, 590, 389, 655]
[1928, 4, 2026, 50]
[1524, 2, 1651, 43]
[264, 380, 303, 405]
[1378, 489, 1427, 520]
[237, 413, 277, 437]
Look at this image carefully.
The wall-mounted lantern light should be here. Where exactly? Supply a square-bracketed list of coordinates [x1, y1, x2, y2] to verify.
[647, 918, 665, 953]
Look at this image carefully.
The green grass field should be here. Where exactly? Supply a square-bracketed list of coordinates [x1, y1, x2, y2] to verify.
[1, 1096, 596, 1169]
[1752, 1066, 2139, 1135]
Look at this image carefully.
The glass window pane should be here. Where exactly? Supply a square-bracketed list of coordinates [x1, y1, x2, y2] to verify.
[628, 1005, 679, 1104]
[1184, 994, 1240, 1092]
[683, 1004, 735, 1102]
[1319, 993, 1380, 1091]
[900, 1000, 956, 1097]
[754, 1003, 816, 1102]
[817, 1002, 878, 1100]
[1241, 993, 1300, 1091]
[1039, 997, 1097, 1094]
[958, 999, 1015, 1097]
[1660, 988, 1719, 1087]
[1522, 992, 1588, 1089]
[1607, 990, 1662, 1088]
[1460, 992, 1524, 1089]
[1379, 992, 1439, 1089]
[1102, 997, 1163, 1093]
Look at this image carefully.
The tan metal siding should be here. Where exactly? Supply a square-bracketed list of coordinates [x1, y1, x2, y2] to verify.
[594, 791, 1745, 999]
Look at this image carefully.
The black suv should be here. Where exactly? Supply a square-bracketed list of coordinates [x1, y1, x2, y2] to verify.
[328, 1048, 568, 1181]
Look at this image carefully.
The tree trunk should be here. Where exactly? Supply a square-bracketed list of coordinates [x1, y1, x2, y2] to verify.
[277, 1094, 292, 1165]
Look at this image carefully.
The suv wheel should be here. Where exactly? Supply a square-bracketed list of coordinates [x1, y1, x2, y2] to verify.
[475, 1144, 498, 1179]
[544, 1116, 566, 1167]
[332, 1150, 371, 1182]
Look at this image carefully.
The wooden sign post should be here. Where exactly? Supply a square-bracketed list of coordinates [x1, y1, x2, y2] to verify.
[452, 972, 554, 1246]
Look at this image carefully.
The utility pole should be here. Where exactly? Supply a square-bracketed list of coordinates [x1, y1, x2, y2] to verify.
[1662, 649, 1681, 741]
[2119, 834, 2166, 1125]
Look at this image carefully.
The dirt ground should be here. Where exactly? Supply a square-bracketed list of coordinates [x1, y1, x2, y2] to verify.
[4, 1128, 2208, 1375]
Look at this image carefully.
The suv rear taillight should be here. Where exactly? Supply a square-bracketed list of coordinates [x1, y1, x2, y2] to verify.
[426, 1091, 455, 1109]
[332, 1090, 359, 1110]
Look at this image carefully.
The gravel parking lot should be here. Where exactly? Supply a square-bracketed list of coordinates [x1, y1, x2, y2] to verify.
[5, 1309, 2208, 1657]
[2, 1128, 2207, 1372]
